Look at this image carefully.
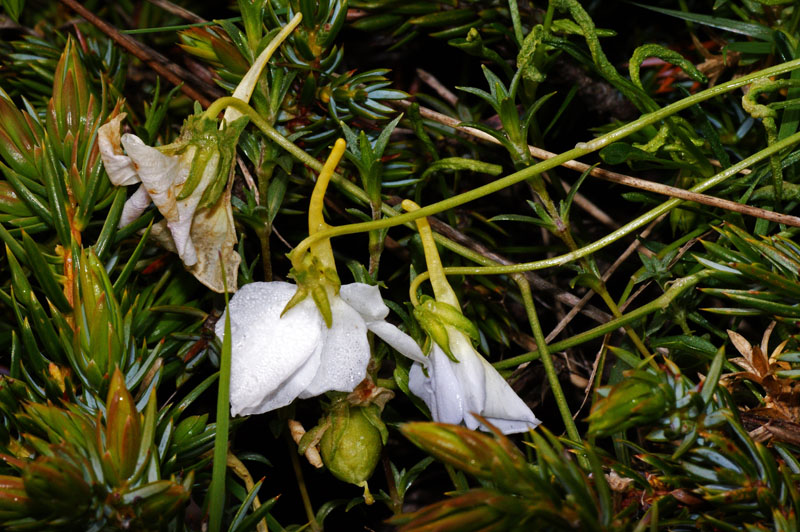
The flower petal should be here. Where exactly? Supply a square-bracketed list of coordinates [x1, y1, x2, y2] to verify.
[477, 356, 540, 434]
[367, 321, 425, 363]
[409, 344, 466, 425]
[241, 345, 322, 417]
[185, 186, 240, 292]
[446, 330, 487, 429]
[216, 282, 324, 416]
[299, 295, 370, 398]
[98, 114, 140, 186]
[409, 330, 539, 435]
[120, 134, 200, 266]
[339, 282, 425, 361]
[119, 184, 152, 227]
[339, 283, 390, 322]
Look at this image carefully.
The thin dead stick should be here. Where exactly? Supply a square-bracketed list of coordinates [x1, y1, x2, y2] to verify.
[236, 155, 259, 204]
[398, 100, 617, 228]
[545, 214, 667, 343]
[146, 0, 207, 23]
[401, 101, 800, 228]
[60, 0, 224, 107]
[417, 68, 459, 106]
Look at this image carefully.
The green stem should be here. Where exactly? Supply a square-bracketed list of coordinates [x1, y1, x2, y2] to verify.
[257, 163, 275, 282]
[493, 271, 712, 369]
[595, 285, 654, 365]
[404, 128, 800, 283]
[515, 275, 584, 452]
[208, 279, 233, 531]
[262, 57, 800, 257]
[206, 53, 800, 256]
[285, 431, 320, 532]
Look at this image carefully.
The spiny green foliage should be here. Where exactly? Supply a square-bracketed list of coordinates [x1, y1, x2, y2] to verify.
[1, 0, 800, 530]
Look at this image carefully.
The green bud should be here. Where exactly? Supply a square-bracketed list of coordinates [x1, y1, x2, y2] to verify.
[22, 454, 91, 520]
[46, 37, 99, 165]
[587, 370, 673, 437]
[320, 405, 384, 486]
[106, 368, 141, 481]
[73, 249, 125, 388]
[0, 94, 40, 179]
[0, 475, 31, 520]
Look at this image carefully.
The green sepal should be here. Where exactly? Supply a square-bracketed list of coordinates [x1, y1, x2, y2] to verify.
[178, 144, 216, 201]
[285, 252, 340, 328]
[297, 423, 328, 456]
[413, 302, 454, 361]
[413, 296, 480, 362]
[361, 404, 388, 445]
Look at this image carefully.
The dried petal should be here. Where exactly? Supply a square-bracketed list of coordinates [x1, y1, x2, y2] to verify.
[98, 113, 140, 186]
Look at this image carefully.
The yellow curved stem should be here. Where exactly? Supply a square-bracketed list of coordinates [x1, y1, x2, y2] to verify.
[307, 138, 347, 271]
[402, 199, 459, 308]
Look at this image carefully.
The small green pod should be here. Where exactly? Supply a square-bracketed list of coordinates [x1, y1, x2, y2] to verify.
[320, 406, 383, 486]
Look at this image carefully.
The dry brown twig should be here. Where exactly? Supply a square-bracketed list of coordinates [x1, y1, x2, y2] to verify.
[146, 0, 206, 24]
[60, 0, 224, 107]
[399, 101, 800, 228]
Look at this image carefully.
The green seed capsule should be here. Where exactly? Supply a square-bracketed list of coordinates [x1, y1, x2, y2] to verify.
[320, 406, 383, 486]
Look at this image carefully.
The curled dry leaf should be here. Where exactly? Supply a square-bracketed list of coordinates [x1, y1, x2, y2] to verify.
[288, 420, 323, 469]
[98, 112, 241, 292]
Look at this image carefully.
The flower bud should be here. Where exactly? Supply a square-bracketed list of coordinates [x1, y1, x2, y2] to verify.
[22, 455, 91, 520]
[0, 475, 31, 520]
[587, 370, 673, 437]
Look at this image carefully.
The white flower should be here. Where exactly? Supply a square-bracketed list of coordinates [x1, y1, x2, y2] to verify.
[215, 281, 424, 416]
[407, 327, 541, 434]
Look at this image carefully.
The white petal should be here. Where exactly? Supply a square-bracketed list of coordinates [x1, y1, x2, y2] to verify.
[367, 321, 425, 363]
[409, 363, 435, 411]
[238, 344, 322, 416]
[339, 282, 425, 361]
[216, 282, 324, 416]
[447, 330, 487, 428]
[409, 329, 539, 435]
[338, 283, 390, 322]
[299, 295, 370, 398]
[409, 344, 467, 425]
[477, 356, 540, 433]
[119, 184, 152, 227]
[98, 114, 140, 186]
